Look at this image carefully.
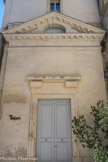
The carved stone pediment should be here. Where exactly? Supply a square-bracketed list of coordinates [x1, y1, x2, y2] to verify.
[2, 12, 106, 46]
[3, 12, 105, 34]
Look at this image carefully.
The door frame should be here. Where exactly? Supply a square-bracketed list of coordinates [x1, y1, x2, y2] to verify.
[27, 79, 80, 159]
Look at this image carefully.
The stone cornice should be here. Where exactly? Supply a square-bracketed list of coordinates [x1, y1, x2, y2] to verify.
[27, 75, 81, 82]
[3, 33, 104, 42]
[3, 12, 105, 34]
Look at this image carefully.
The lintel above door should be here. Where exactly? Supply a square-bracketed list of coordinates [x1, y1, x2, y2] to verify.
[27, 75, 81, 89]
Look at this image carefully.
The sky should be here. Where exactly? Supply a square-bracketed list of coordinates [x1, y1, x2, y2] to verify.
[0, 0, 5, 29]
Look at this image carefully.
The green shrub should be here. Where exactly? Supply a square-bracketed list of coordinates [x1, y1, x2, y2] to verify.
[72, 101, 108, 162]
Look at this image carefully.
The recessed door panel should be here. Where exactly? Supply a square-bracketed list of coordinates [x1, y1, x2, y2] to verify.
[40, 104, 53, 138]
[56, 142, 68, 162]
[56, 103, 68, 138]
[37, 99, 72, 162]
[40, 142, 52, 161]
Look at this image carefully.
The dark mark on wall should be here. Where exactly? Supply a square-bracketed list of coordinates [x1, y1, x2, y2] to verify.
[9, 115, 21, 120]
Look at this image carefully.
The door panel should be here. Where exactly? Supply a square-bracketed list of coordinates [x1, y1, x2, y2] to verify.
[56, 142, 68, 162]
[56, 103, 68, 138]
[37, 102, 55, 162]
[55, 102, 72, 162]
[37, 99, 72, 162]
[40, 104, 53, 138]
[40, 142, 52, 161]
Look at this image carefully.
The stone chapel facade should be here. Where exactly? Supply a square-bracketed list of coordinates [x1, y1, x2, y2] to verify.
[0, 0, 107, 162]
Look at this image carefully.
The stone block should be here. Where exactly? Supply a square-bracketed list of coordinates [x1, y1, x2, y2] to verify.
[65, 81, 78, 88]
[72, 157, 83, 162]
[83, 157, 94, 162]
[30, 81, 43, 88]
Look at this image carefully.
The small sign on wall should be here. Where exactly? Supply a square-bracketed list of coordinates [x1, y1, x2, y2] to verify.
[9, 115, 21, 120]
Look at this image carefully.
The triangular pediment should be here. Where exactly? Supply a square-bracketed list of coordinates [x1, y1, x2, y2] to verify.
[3, 12, 105, 34]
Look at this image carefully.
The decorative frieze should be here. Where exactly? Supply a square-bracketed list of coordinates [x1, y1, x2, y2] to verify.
[4, 33, 104, 42]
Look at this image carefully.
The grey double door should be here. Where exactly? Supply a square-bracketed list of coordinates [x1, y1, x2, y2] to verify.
[37, 99, 72, 162]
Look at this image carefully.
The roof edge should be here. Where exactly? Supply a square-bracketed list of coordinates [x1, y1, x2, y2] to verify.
[3, 0, 5, 4]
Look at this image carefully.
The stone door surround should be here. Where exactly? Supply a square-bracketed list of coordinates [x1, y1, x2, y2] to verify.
[27, 76, 81, 158]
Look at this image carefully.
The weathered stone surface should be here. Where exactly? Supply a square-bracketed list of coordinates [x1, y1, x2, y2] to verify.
[3, 93, 28, 103]
[0, 45, 106, 157]
[83, 157, 94, 162]
[72, 157, 83, 162]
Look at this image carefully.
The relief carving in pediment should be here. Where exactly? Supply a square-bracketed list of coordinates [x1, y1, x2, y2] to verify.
[3, 12, 105, 35]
